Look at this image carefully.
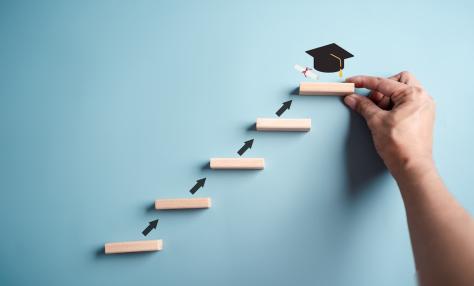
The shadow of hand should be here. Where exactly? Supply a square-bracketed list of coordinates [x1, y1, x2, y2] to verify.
[345, 111, 387, 195]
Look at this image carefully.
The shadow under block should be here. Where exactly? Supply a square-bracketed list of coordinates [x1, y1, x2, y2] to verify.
[155, 197, 212, 210]
[104, 240, 163, 254]
[210, 158, 265, 169]
[256, 118, 311, 131]
[299, 82, 355, 96]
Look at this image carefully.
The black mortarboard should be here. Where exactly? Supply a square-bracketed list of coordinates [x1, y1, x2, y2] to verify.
[306, 43, 353, 77]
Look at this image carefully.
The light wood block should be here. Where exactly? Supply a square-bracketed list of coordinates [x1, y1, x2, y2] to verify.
[155, 197, 212, 210]
[256, 118, 311, 131]
[104, 240, 162, 254]
[299, 82, 355, 96]
[210, 158, 265, 169]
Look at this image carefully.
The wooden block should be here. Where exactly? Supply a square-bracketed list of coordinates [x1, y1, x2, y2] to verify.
[210, 158, 265, 169]
[299, 82, 355, 96]
[256, 118, 311, 131]
[104, 240, 162, 254]
[155, 197, 212, 210]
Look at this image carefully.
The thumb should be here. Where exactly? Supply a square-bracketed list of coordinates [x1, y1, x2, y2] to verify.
[344, 94, 381, 121]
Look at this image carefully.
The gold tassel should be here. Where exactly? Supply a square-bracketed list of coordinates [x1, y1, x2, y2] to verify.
[330, 53, 343, 78]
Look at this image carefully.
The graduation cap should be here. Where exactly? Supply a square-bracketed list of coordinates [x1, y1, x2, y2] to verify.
[306, 43, 353, 77]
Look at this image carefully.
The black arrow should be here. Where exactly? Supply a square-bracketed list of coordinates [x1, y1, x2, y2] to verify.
[237, 139, 254, 156]
[142, 219, 159, 236]
[189, 178, 206, 195]
[275, 100, 292, 117]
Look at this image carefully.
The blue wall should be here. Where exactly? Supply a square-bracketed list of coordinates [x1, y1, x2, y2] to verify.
[1, 1, 473, 285]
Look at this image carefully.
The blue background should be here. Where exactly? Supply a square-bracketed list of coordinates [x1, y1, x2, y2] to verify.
[1, 0, 473, 285]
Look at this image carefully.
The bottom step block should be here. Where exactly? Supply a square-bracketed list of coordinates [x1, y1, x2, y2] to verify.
[105, 240, 163, 254]
[155, 197, 212, 210]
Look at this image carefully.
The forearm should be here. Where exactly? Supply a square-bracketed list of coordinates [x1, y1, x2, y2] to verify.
[393, 162, 474, 286]
[344, 73, 474, 285]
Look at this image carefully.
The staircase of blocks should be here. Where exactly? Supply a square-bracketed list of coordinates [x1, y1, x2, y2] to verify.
[103, 81, 355, 254]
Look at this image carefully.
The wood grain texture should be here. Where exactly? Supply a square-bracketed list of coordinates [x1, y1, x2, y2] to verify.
[210, 158, 265, 169]
[299, 82, 355, 96]
[256, 118, 311, 131]
[104, 240, 163, 254]
[155, 197, 212, 210]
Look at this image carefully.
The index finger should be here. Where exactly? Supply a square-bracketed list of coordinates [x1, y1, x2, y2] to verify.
[346, 75, 406, 96]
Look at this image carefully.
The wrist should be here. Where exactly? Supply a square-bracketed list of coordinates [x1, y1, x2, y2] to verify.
[388, 156, 444, 197]
[389, 156, 437, 183]
[389, 156, 449, 207]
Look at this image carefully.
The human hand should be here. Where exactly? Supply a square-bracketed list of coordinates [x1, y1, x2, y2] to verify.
[343, 72, 436, 178]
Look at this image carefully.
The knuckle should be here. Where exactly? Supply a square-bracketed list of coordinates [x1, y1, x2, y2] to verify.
[412, 86, 424, 94]
[391, 89, 405, 102]
[374, 77, 385, 92]
[400, 70, 412, 78]
[404, 86, 424, 100]
[402, 87, 417, 99]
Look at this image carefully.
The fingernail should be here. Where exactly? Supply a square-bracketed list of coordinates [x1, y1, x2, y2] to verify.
[344, 95, 357, 109]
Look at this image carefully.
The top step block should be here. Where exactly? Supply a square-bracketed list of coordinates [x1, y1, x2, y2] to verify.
[299, 82, 355, 96]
